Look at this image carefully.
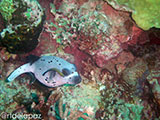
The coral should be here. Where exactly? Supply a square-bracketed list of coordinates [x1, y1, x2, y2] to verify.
[46, 1, 111, 44]
[47, 0, 130, 67]
[0, 48, 17, 61]
[100, 76, 160, 119]
[122, 59, 148, 92]
[146, 51, 160, 105]
[61, 83, 101, 112]
[100, 79, 144, 120]
[104, 51, 135, 74]
[0, 0, 45, 53]
[0, 0, 16, 21]
[1, 0, 160, 119]
[23, 0, 44, 27]
[47, 83, 102, 119]
[89, 37, 122, 67]
[106, 0, 160, 30]
[147, 70, 160, 103]
[0, 80, 36, 113]
[44, 0, 149, 68]
[119, 103, 143, 120]
[81, 58, 102, 84]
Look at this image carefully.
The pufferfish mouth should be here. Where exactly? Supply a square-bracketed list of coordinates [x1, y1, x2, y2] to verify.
[65, 72, 81, 85]
[72, 75, 81, 84]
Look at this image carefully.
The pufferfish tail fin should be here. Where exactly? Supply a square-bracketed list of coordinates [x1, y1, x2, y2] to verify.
[6, 63, 32, 82]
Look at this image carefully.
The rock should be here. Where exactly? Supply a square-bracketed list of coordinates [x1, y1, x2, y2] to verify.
[0, 0, 45, 53]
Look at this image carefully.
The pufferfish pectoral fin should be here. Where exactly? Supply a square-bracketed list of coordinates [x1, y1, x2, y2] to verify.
[42, 68, 64, 77]
[49, 71, 56, 80]
[26, 72, 36, 84]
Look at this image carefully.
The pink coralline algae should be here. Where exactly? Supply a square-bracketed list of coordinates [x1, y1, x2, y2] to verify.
[61, 1, 149, 67]
[42, 0, 141, 67]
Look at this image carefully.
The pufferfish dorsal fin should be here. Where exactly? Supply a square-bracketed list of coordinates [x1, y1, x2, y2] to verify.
[42, 68, 64, 77]
[26, 55, 40, 65]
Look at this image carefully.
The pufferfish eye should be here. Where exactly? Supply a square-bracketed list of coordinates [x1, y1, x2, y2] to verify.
[62, 68, 70, 76]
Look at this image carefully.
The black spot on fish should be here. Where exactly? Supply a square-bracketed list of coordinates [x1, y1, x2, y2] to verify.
[52, 82, 56, 83]
[50, 60, 52, 62]
[56, 60, 58, 62]
[39, 68, 41, 70]
[59, 63, 61, 65]
[69, 77, 71, 79]
[41, 59, 45, 61]
[45, 77, 48, 81]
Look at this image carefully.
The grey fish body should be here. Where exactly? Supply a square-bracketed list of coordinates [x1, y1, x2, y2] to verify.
[7, 56, 81, 87]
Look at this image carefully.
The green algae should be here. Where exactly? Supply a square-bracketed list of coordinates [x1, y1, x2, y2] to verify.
[0, 0, 16, 21]
[24, 8, 32, 20]
[106, 0, 160, 30]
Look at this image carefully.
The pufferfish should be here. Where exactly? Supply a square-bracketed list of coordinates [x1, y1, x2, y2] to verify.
[6, 55, 81, 87]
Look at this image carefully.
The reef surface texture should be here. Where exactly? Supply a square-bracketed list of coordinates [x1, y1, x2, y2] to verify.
[0, 0, 45, 53]
[0, 0, 160, 120]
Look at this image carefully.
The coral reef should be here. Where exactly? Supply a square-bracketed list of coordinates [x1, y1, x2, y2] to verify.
[100, 82, 144, 120]
[45, 0, 140, 67]
[47, 83, 102, 119]
[0, 0, 45, 53]
[105, 0, 160, 30]
[0, 0, 160, 120]
[0, 80, 36, 113]
[45, 1, 110, 44]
